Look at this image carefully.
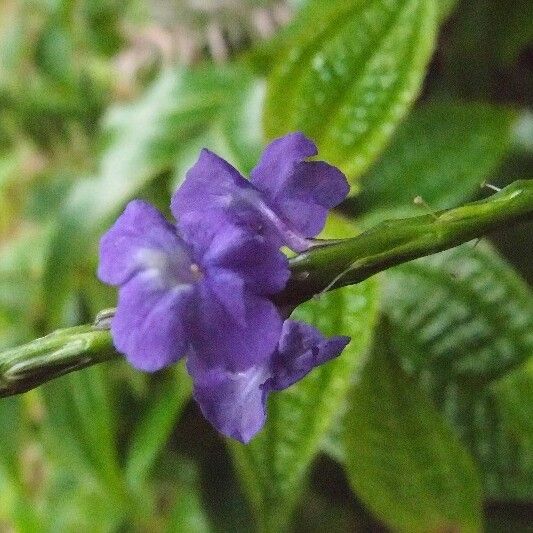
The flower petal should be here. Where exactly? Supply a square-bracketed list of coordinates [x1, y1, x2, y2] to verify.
[203, 225, 290, 296]
[193, 283, 282, 371]
[270, 161, 350, 237]
[204, 268, 246, 326]
[251, 132, 349, 238]
[112, 272, 196, 372]
[250, 132, 318, 195]
[171, 149, 255, 242]
[98, 200, 191, 286]
[265, 320, 350, 391]
[187, 354, 268, 443]
[172, 144, 320, 252]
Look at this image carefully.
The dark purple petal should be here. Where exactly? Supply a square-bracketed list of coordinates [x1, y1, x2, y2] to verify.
[171, 147, 313, 252]
[250, 132, 317, 195]
[187, 319, 350, 443]
[251, 133, 349, 239]
[112, 272, 195, 371]
[187, 354, 268, 443]
[98, 200, 192, 286]
[193, 283, 282, 371]
[265, 320, 350, 391]
[204, 268, 246, 326]
[269, 161, 350, 237]
[203, 225, 290, 296]
[170, 149, 255, 242]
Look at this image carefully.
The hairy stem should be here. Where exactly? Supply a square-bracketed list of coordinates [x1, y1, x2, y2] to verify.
[275, 179, 533, 308]
[0, 179, 531, 397]
[0, 325, 119, 397]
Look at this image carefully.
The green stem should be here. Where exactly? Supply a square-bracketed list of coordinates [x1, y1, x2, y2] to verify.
[0, 325, 119, 397]
[275, 179, 533, 308]
[0, 179, 531, 397]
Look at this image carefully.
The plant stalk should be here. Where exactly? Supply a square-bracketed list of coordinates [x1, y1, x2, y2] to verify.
[0, 179, 531, 397]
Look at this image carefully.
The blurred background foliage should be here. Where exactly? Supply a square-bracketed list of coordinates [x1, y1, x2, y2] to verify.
[0, 0, 531, 531]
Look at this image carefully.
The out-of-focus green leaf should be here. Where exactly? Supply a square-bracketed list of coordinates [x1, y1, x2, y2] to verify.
[230, 214, 380, 532]
[0, 228, 48, 348]
[484, 359, 533, 499]
[93, 66, 247, 217]
[438, 0, 459, 20]
[384, 243, 533, 499]
[40, 365, 127, 509]
[493, 0, 533, 64]
[359, 102, 516, 216]
[126, 363, 192, 489]
[216, 78, 264, 175]
[385, 243, 532, 386]
[0, 0, 114, 148]
[0, 397, 22, 481]
[43, 65, 253, 327]
[171, 76, 264, 191]
[440, 0, 533, 102]
[0, 396, 44, 530]
[264, 0, 437, 181]
[166, 489, 212, 533]
[342, 323, 483, 533]
[495, 359, 533, 453]
[165, 459, 213, 533]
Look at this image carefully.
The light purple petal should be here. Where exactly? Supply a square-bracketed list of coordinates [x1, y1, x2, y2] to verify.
[265, 320, 350, 391]
[112, 272, 196, 371]
[187, 354, 268, 443]
[98, 200, 192, 286]
[250, 132, 318, 195]
[193, 283, 282, 371]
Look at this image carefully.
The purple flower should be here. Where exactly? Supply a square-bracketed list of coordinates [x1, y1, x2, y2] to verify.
[98, 133, 352, 443]
[188, 320, 350, 443]
[98, 200, 289, 372]
[172, 132, 350, 252]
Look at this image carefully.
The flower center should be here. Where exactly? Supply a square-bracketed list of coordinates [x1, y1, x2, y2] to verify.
[189, 263, 203, 280]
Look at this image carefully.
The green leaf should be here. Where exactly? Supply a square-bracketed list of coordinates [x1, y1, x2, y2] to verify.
[0, 228, 47, 348]
[439, 0, 533, 101]
[230, 214, 380, 532]
[216, 77, 264, 175]
[264, 0, 437, 181]
[385, 242, 532, 385]
[165, 459, 213, 533]
[383, 243, 533, 499]
[495, 359, 533, 453]
[438, 0, 459, 20]
[0, 396, 23, 480]
[342, 323, 483, 533]
[489, 360, 533, 498]
[415, 356, 533, 502]
[359, 102, 516, 216]
[40, 365, 127, 507]
[43, 65, 251, 327]
[125, 362, 192, 489]
[171, 75, 264, 189]
[492, 0, 533, 64]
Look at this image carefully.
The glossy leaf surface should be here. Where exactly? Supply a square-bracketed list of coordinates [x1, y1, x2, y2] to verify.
[359, 102, 516, 216]
[343, 325, 483, 532]
[264, 0, 437, 180]
[384, 243, 533, 499]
